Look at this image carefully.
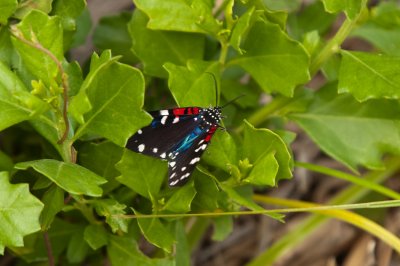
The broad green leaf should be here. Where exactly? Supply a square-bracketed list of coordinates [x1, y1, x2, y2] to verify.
[290, 83, 400, 171]
[66, 228, 89, 264]
[263, 0, 301, 11]
[321, 0, 364, 20]
[134, 210, 175, 253]
[244, 151, 279, 186]
[192, 171, 220, 211]
[14, 0, 52, 19]
[202, 131, 237, 173]
[245, 0, 288, 29]
[0, 0, 17, 24]
[69, 51, 117, 124]
[338, 50, 400, 101]
[40, 185, 64, 230]
[72, 60, 151, 146]
[12, 10, 63, 89]
[163, 181, 196, 213]
[128, 9, 204, 77]
[116, 150, 167, 202]
[93, 199, 128, 233]
[229, 7, 258, 54]
[212, 216, 233, 241]
[0, 27, 14, 66]
[164, 60, 220, 106]
[0, 172, 43, 255]
[229, 20, 310, 97]
[108, 235, 173, 266]
[134, 0, 221, 35]
[243, 120, 292, 182]
[15, 159, 107, 197]
[0, 61, 48, 131]
[84, 224, 108, 250]
[79, 141, 124, 193]
[93, 12, 137, 64]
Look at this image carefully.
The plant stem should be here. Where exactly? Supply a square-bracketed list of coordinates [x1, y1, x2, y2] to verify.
[43, 232, 54, 266]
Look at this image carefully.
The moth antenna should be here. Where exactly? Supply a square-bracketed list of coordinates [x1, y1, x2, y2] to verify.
[221, 94, 246, 108]
[205, 72, 219, 106]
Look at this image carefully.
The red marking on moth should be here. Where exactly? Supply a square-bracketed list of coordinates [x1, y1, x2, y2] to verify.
[187, 108, 193, 115]
[173, 108, 185, 116]
[192, 107, 200, 114]
[205, 126, 217, 142]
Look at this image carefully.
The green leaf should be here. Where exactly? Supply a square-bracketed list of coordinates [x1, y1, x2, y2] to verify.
[0, 27, 14, 66]
[134, 0, 221, 35]
[93, 199, 128, 233]
[84, 224, 108, 250]
[229, 20, 310, 97]
[338, 50, 400, 101]
[116, 150, 167, 202]
[0, 0, 17, 24]
[202, 131, 237, 173]
[229, 7, 258, 54]
[321, 0, 364, 20]
[134, 210, 175, 253]
[15, 159, 107, 197]
[212, 216, 233, 241]
[0, 172, 43, 255]
[66, 228, 90, 264]
[244, 151, 279, 186]
[72, 58, 151, 146]
[164, 60, 220, 106]
[175, 221, 190, 266]
[192, 171, 220, 211]
[40, 185, 64, 230]
[14, 0, 52, 19]
[93, 12, 137, 64]
[243, 120, 292, 182]
[128, 9, 205, 77]
[0, 61, 48, 131]
[163, 181, 197, 213]
[12, 10, 63, 88]
[0, 151, 13, 171]
[108, 235, 173, 266]
[290, 83, 400, 171]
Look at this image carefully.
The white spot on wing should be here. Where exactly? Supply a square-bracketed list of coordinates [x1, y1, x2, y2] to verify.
[180, 173, 190, 180]
[161, 116, 168, 125]
[138, 144, 145, 152]
[160, 152, 166, 158]
[173, 117, 179, 123]
[152, 148, 158, 153]
[189, 157, 200, 165]
[170, 179, 179, 186]
[160, 110, 169, 115]
[181, 167, 186, 171]
[169, 161, 176, 167]
[137, 129, 142, 134]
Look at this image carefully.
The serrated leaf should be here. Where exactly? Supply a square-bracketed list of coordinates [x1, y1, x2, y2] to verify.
[134, 0, 221, 35]
[40, 185, 64, 230]
[0, 172, 43, 255]
[84, 224, 108, 250]
[72, 59, 151, 146]
[243, 120, 292, 182]
[202, 131, 237, 173]
[291, 83, 400, 171]
[134, 210, 175, 253]
[229, 20, 310, 97]
[93, 199, 128, 233]
[321, 0, 364, 20]
[0, 0, 17, 24]
[108, 235, 174, 266]
[128, 9, 204, 77]
[116, 150, 167, 202]
[164, 60, 220, 106]
[0, 61, 48, 131]
[244, 151, 279, 186]
[163, 181, 196, 213]
[338, 50, 400, 101]
[12, 10, 63, 88]
[15, 159, 107, 197]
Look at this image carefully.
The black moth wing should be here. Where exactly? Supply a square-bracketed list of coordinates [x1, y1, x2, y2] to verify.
[168, 128, 215, 187]
[126, 109, 202, 159]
